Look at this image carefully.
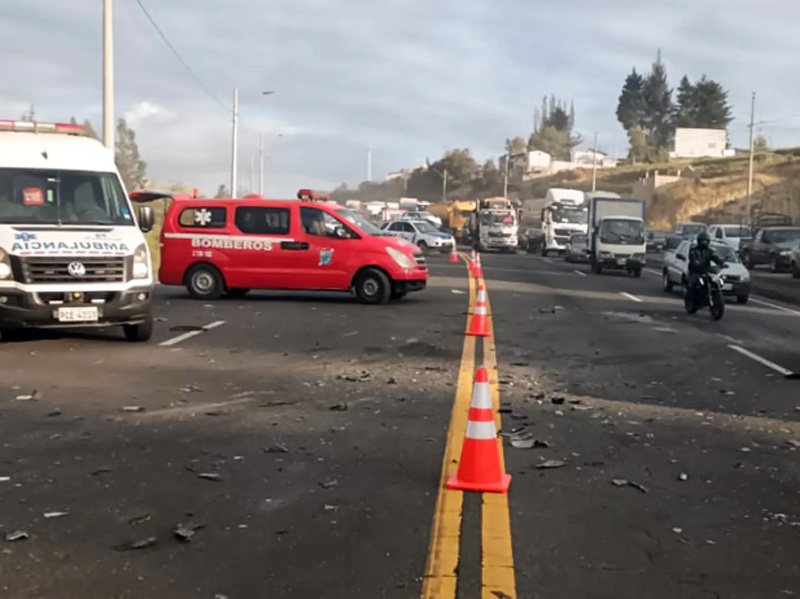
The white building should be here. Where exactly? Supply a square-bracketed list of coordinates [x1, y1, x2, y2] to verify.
[670, 128, 735, 159]
[571, 149, 617, 168]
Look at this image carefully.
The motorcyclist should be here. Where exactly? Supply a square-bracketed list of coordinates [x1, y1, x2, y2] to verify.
[687, 231, 725, 301]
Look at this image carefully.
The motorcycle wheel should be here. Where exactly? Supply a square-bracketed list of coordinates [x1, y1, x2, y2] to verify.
[710, 290, 725, 321]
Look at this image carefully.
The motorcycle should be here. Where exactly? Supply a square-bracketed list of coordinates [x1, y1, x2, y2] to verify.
[684, 266, 726, 321]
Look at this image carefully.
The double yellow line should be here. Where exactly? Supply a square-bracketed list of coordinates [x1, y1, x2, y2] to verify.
[421, 257, 517, 599]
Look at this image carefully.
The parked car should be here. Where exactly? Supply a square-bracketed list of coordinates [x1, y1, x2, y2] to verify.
[519, 227, 542, 253]
[564, 233, 590, 263]
[662, 240, 751, 304]
[381, 219, 455, 253]
[674, 222, 708, 239]
[707, 224, 752, 252]
[739, 226, 800, 272]
[646, 230, 668, 253]
[401, 211, 442, 229]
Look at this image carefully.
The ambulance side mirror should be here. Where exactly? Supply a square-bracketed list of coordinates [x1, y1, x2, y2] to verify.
[138, 206, 154, 233]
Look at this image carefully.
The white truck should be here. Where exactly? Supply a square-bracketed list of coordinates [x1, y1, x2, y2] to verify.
[0, 119, 156, 342]
[540, 188, 588, 256]
[470, 197, 519, 252]
[586, 194, 647, 277]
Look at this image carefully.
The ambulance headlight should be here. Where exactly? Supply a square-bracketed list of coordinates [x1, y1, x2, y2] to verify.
[0, 247, 11, 280]
[386, 246, 415, 269]
[132, 244, 150, 279]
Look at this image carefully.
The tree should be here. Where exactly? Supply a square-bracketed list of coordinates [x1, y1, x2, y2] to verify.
[477, 158, 502, 192]
[674, 75, 699, 128]
[505, 137, 527, 155]
[628, 126, 652, 163]
[617, 68, 648, 131]
[692, 76, 733, 129]
[643, 50, 674, 149]
[115, 119, 147, 191]
[528, 95, 581, 160]
[754, 134, 769, 153]
[214, 184, 230, 198]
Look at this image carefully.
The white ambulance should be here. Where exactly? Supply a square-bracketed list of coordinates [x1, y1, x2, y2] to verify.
[0, 120, 155, 342]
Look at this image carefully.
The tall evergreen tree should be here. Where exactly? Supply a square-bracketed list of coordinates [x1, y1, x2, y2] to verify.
[674, 75, 699, 127]
[643, 50, 674, 148]
[616, 68, 647, 131]
[693, 76, 733, 128]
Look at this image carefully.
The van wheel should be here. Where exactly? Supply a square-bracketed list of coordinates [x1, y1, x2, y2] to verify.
[186, 264, 224, 300]
[354, 268, 391, 305]
[123, 315, 153, 342]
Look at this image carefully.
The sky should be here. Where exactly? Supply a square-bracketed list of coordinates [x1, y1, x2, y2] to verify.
[2, 0, 800, 197]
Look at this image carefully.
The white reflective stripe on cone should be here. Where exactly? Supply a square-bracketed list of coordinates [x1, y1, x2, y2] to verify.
[470, 383, 492, 409]
[465, 420, 497, 440]
[473, 305, 487, 315]
[476, 289, 486, 303]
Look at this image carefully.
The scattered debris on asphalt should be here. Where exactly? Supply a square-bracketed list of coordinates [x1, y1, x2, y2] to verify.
[628, 481, 649, 494]
[46, 408, 62, 417]
[15, 390, 41, 401]
[679, 473, 689, 481]
[329, 402, 348, 412]
[5, 530, 29, 542]
[387, 376, 398, 384]
[510, 435, 549, 450]
[119, 536, 158, 551]
[551, 395, 566, 405]
[197, 472, 223, 482]
[43, 511, 69, 519]
[491, 590, 513, 599]
[174, 522, 204, 542]
[180, 385, 203, 393]
[319, 479, 338, 489]
[0, 476, 10, 483]
[121, 406, 145, 413]
[128, 514, 151, 526]
[611, 479, 629, 487]
[537, 460, 567, 470]
[342, 331, 359, 338]
[340, 371, 372, 382]
[672, 527, 683, 535]
[263, 444, 290, 454]
[205, 410, 226, 417]
[91, 467, 113, 476]
[786, 439, 800, 449]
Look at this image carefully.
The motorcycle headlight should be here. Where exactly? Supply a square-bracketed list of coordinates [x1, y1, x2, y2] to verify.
[132, 243, 150, 279]
[387, 246, 415, 269]
[0, 247, 11, 280]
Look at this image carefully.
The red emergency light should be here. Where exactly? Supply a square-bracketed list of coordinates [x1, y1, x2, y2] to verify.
[297, 189, 331, 202]
[0, 120, 85, 135]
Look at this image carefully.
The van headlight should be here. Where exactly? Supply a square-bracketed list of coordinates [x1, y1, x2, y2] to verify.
[0, 247, 11, 280]
[387, 246, 415, 269]
[132, 244, 150, 279]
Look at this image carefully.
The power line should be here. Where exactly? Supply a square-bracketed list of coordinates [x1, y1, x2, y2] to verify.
[130, 0, 228, 112]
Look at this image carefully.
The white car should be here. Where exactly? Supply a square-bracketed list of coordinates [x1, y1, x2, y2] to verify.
[662, 240, 751, 304]
[707, 224, 752, 252]
[402, 211, 442, 229]
[381, 220, 455, 253]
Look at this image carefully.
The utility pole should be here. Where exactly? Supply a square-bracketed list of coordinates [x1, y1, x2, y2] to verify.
[230, 87, 239, 198]
[746, 92, 756, 225]
[102, 0, 114, 151]
[591, 132, 599, 192]
[442, 169, 448, 203]
[249, 154, 255, 194]
[366, 148, 372, 182]
[259, 132, 264, 195]
[503, 154, 509, 197]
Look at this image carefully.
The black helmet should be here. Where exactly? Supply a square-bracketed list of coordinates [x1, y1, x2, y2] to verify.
[696, 231, 710, 249]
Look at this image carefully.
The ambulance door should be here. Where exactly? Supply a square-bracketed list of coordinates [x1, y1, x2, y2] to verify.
[232, 205, 294, 289]
[293, 206, 357, 290]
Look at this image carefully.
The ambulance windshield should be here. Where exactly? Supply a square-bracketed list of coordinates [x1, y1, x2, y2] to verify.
[0, 168, 134, 226]
[336, 208, 383, 235]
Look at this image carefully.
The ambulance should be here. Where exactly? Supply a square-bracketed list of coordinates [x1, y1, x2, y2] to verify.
[0, 120, 156, 342]
[158, 189, 428, 304]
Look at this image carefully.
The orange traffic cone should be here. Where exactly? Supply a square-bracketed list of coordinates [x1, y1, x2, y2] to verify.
[447, 366, 511, 493]
[450, 245, 459, 264]
[472, 252, 483, 278]
[466, 285, 490, 337]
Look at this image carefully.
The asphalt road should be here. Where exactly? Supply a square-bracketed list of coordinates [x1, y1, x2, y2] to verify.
[2, 251, 800, 598]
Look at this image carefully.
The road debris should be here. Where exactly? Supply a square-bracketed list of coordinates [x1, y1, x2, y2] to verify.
[174, 522, 204, 542]
[510, 435, 549, 450]
[387, 376, 398, 385]
[536, 460, 567, 470]
[319, 479, 339, 489]
[91, 467, 113, 476]
[611, 479, 648, 493]
[121, 406, 145, 413]
[128, 514, 151, 526]
[197, 473, 223, 482]
[551, 395, 566, 405]
[786, 439, 800, 449]
[5, 530, 29, 542]
[340, 371, 372, 382]
[180, 385, 203, 393]
[672, 527, 683, 535]
[43, 511, 69, 519]
[263, 444, 289, 454]
[0, 476, 10, 483]
[15, 390, 41, 401]
[119, 536, 158, 551]
[491, 592, 513, 599]
[46, 408, 62, 417]
[342, 330, 359, 338]
[679, 473, 689, 481]
[329, 402, 348, 412]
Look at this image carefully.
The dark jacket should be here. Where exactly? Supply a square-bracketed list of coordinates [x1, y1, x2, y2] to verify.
[688, 245, 724, 274]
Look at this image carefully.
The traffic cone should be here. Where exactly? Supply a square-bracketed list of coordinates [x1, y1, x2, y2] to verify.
[466, 285, 490, 337]
[450, 245, 459, 264]
[472, 252, 483, 278]
[469, 249, 477, 274]
[447, 366, 511, 493]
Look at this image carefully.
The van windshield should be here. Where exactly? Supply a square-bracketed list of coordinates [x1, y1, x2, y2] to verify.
[0, 168, 134, 226]
[336, 208, 383, 235]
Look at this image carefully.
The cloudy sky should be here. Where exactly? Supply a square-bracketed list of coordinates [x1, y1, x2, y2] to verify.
[2, 0, 799, 196]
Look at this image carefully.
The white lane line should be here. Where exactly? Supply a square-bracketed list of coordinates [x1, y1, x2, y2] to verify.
[728, 344, 794, 377]
[542, 257, 553, 263]
[159, 320, 226, 347]
[750, 297, 800, 316]
[573, 269, 586, 277]
[718, 333, 745, 345]
[620, 292, 643, 303]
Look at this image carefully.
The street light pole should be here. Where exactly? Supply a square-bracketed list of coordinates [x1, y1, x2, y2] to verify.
[259, 132, 264, 195]
[503, 155, 509, 197]
[102, 0, 114, 151]
[442, 168, 448, 203]
[746, 92, 756, 225]
[591, 132, 599, 192]
[230, 87, 239, 197]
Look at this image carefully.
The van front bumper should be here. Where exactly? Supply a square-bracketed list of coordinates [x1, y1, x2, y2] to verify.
[0, 287, 152, 329]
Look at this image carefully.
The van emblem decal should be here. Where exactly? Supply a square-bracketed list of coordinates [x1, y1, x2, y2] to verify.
[194, 209, 212, 226]
[319, 248, 333, 266]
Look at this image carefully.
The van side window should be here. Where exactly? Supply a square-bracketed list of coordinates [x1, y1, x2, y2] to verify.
[179, 207, 226, 228]
[235, 207, 290, 235]
[300, 207, 353, 238]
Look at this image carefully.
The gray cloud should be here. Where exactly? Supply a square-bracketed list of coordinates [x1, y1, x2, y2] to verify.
[1, 0, 799, 195]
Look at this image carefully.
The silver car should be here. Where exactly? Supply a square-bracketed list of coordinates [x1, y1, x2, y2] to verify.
[662, 240, 751, 304]
[564, 233, 589, 263]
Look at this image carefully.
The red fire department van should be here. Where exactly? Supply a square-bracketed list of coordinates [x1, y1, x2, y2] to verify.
[157, 189, 428, 304]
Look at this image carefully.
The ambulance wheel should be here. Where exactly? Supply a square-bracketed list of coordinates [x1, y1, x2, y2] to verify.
[186, 264, 224, 300]
[354, 268, 391, 305]
[123, 315, 153, 342]
[227, 288, 250, 298]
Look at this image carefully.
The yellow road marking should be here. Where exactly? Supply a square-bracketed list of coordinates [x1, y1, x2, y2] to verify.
[421, 270, 476, 599]
[481, 286, 518, 599]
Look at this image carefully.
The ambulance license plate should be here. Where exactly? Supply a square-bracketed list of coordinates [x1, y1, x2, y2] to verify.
[57, 307, 99, 323]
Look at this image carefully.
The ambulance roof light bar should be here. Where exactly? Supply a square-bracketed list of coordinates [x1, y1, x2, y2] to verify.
[297, 189, 331, 202]
[0, 120, 85, 135]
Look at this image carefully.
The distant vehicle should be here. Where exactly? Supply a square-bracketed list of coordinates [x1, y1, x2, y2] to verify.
[381, 219, 455, 253]
[706, 224, 752, 252]
[402, 211, 442, 229]
[564, 233, 590, 263]
[540, 188, 587, 257]
[446, 200, 477, 241]
[469, 197, 519, 253]
[587, 197, 647, 276]
[662, 240, 750, 304]
[674, 222, 708, 239]
[739, 226, 800, 272]
[646, 230, 668, 253]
